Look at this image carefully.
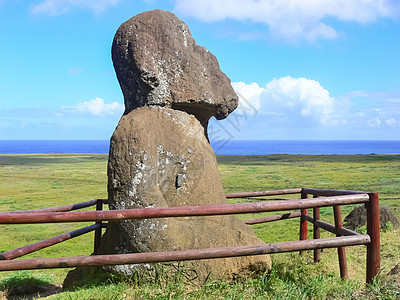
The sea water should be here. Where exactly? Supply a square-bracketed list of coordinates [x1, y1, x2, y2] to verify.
[0, 140, 399, 155]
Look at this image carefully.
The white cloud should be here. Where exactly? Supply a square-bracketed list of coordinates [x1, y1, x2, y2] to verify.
[232, 76, 336, 125]
[347, 90, 400, 100]
[214, 80, 400, 140]
[368, 117, 382, 127]
[174, 0, 399, 41]
[385, 118, 397, 126]
[62, 97, 124, 116]
[343, 89, 400, 127]
[30, 0, 119, 16]
[232, 81, 263, 111]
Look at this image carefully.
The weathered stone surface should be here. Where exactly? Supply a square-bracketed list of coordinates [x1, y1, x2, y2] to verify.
[97, 106, 271, 281]
[64, 10, 268, 288]
[112, 9, 238, 129]
[344, 205, 400, 231]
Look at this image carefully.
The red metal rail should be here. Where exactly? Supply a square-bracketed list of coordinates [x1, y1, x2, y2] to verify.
[226, 188, 302, 198]
[225, 188, 380, 283]
[0, 188, 380, 284]
[302, 215, 358, 236]
[0, 235, 370, 271]
[0, 194, 369, 224]
[366, 192, 380, 283]
[0, 199, 107, 214]
[299, 192, 308, 255]
[0, 224, 101, 260]
[313, 195, 321, 263]
[333, 204, 348, 278]
[245, 211, 301, 225]
[302, 188, 366, 196]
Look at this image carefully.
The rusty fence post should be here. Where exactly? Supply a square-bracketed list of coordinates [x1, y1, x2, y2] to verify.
[94, 199, 103, 255]
[366, 192, 380, 284]
[313, 195, 321, 263]
[333, 205, 348, 278]
[299, 192, 308, 255]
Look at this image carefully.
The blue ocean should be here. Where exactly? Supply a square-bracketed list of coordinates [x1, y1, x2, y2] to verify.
[0, 140, 399, 155]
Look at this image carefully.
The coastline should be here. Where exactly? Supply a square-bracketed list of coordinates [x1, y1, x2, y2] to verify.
[0, 140, 399, 155]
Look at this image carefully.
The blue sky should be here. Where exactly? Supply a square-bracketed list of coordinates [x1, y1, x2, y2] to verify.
[1, 0, 399, 140]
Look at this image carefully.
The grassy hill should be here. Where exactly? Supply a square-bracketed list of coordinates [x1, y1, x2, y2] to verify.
[0, 153, 399, 299]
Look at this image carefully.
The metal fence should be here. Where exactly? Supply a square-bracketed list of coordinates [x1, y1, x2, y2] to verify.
[0, 188, 380, 283]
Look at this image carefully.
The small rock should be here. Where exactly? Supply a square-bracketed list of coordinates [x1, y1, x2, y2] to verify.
[344, 205, 400, 231]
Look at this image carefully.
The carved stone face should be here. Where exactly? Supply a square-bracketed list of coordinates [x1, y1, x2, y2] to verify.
[111, 9, 238, 128]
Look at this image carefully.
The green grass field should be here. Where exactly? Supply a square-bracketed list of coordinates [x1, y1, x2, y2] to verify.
[0, 153, 399, 299]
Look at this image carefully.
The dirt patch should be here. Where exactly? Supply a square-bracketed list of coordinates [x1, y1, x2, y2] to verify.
[344, 205, 400, 231]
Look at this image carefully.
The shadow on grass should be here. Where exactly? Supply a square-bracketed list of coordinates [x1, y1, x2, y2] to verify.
[0, 270, 62, 299]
